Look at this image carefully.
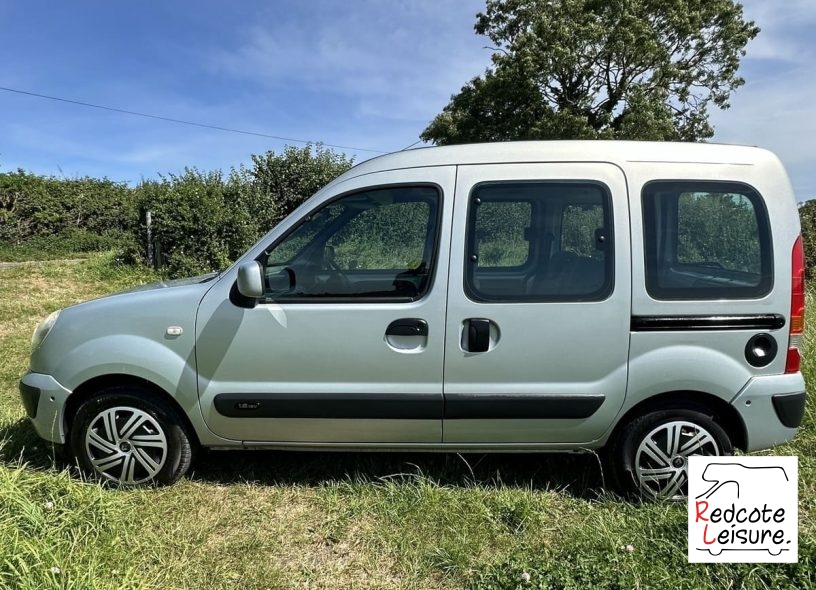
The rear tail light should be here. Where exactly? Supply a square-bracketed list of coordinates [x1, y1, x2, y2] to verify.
[786, 235, 805, 374]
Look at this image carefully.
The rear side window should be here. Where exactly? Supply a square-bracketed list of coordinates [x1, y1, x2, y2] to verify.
[473, 201, 532, 268]
[466, 182, 613, 302]
[642, 181, 772, 300]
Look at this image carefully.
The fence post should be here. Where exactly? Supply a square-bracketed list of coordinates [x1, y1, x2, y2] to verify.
[146, 210, 154, 268]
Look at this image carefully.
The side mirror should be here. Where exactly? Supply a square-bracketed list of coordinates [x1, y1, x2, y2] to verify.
[236, 261, 264, 299]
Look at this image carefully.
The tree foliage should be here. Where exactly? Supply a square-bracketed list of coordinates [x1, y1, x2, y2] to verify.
[0, 144, 354, 277]
[133, 144, 354, 276]
[133, 168, 258, 276]
[799, 199, 816, 280]
[422, 0, 759, 144]
[0, 170, 137, 254]
[250, 144, 355, 231]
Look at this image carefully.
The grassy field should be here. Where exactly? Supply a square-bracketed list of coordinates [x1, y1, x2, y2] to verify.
[0, 254, 813, 589]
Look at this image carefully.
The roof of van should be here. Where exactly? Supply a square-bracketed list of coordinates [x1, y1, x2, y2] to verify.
[329, 140, 776, 187]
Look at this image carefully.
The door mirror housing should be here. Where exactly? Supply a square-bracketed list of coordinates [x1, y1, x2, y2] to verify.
[236, 262, 264, 299]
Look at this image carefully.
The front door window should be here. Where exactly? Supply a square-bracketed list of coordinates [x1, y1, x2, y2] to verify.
[263, 186, 440, 301]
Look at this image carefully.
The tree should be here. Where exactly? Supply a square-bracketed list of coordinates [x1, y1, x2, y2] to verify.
[799, 199, 816, 280]
[249, 143, 355, 232]
[422, 0, 759, 144]
[132, 144, 355, 277]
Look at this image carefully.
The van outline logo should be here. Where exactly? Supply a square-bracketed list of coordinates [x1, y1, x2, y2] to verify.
[696, 462, 789, 501]
[687, 456, 798, 563]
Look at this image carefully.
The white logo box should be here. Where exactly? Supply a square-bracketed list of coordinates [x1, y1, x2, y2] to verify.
[688, 456, 798, 563]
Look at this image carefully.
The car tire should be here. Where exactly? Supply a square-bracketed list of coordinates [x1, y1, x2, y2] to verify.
[69, 387, 194, 486]
[611, 409, 733, 501]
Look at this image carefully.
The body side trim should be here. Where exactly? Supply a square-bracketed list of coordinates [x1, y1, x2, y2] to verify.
[213, 392, 606, 421]
[444, 393, 605, 419]
[214, 392, 442, 420]
[631, 314, 785, 332]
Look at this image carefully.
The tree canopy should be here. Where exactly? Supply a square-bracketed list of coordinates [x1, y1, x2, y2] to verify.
[422, 0, 759, 144]
[0, 144, 354, 276]
[799, 199, 816, 280]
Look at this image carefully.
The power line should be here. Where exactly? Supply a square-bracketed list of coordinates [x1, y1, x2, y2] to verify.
[0, 86, 390, 154]
[401, 139, 424, 151]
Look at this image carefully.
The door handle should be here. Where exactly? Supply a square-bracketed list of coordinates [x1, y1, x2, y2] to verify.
[386, 318, 428, 337]
[465, 318, 491, 352]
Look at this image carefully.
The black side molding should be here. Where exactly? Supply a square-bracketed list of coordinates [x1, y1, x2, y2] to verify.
[214, 392, 441, 420]
[631, 314, 785, 332]
[772, 392, 806, 428]
[214, 392, 605, 421]
[444, 393, 605, 420]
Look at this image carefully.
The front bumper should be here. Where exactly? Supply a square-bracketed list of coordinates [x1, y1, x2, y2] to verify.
[18, 372, 72, 444]
[731, 373, 806, 452]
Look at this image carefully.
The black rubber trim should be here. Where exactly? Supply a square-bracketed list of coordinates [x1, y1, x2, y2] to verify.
[214, 393, 441, 419]
[444, 393, 605, 419]
[772, 392, 806, 428]
[259, 295, 416, 305]
[19, 381, 40, 419]
[631, 314, 785, 332]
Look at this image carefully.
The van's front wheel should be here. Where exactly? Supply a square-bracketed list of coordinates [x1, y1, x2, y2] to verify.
[70, 388, 193, 486]
[613, 409, 732, 501]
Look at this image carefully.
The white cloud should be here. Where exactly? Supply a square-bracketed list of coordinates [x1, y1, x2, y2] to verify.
[711, 0, 816, 199]
[210, 0, 490, 124]
[711, 70, 816, 197]
[4, 0, 814, 199]
[739, 0, 816, 62]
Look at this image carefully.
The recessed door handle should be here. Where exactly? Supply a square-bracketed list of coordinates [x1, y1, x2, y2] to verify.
[466, 318, 491, 352]
[386, 318, 428, 337]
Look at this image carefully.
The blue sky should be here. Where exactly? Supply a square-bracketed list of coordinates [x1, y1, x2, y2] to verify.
[1, 0, 815, 199]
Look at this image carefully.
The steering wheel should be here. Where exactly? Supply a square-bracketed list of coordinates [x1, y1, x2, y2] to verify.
[311, 246, 347, 294]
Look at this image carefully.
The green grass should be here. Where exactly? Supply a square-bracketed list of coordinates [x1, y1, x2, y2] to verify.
[0, 254, 813, 589]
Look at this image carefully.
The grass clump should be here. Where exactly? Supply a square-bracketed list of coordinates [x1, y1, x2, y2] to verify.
[0, 465, 151, 590]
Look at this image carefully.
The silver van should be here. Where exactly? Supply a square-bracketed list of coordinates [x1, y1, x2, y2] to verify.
[19, 141, 807, 499]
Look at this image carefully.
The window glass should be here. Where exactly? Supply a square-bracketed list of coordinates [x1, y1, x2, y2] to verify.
[561, 204, 605, 256]
[466, 182, 613, 302]
[263, 186, 439, 300]
[642, 182, 772, 300]
[473, 201, 532, 268]
[327, 201, 430, 270]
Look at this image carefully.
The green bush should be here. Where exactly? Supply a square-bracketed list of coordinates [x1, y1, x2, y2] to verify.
[0, 170, 138, 247]
[133, 168, 258, 276]
[131, 145, 353, 277]
[249, 144, 355, 230]
[799, 199, 816, 280]
[0, 144, 354, 277]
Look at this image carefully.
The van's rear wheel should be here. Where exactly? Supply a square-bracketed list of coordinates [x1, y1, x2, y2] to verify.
[612, 409, 732, 501]
[70, 387, 193, 486]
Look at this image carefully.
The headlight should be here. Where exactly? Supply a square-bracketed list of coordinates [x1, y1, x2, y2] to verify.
[31, 310, 61, 350]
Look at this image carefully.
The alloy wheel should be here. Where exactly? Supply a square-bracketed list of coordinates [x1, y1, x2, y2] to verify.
[84, 406, 168, 484]
[634, 420, 719, 500]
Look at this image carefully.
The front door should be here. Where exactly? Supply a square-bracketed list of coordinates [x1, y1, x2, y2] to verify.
[443, 163, 631, 445]
[196, 166, 455, 443]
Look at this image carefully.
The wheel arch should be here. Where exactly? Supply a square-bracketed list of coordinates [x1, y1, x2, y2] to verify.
[606, 390, 747, 452]
[64, 374, 201, 448]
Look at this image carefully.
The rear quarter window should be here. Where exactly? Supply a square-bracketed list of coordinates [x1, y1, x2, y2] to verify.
[642, 181, 773, 300]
